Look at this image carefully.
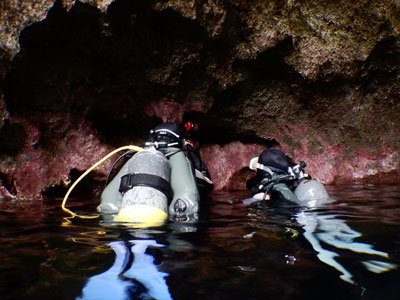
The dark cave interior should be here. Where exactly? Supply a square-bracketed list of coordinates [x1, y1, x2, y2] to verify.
[1, 0, 296, 150]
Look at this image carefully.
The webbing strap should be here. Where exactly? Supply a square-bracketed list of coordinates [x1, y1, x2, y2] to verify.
[266, 165, 287, 174]
[154, 128, 181, 139]
[145, 141, 183, 149]
[256, 163, 287, 175]
[119, 173, 173, 201]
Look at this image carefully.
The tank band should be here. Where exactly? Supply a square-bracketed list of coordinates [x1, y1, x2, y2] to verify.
[119, 173, 173, 201]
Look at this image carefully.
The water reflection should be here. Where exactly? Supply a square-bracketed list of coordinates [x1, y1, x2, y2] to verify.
[296, 209, 397, 284]
[74, 216, 200, 300]
[77, 239, 173, 300]
[1, 187, 399, 299]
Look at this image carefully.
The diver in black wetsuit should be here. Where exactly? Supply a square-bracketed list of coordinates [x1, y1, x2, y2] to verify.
[247, 148, 309, 205]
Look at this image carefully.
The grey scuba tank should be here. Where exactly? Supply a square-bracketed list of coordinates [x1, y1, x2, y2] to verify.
[294, 179, 330, 205]
[98, 147, 171, 224]
[120, 147, 170, 210]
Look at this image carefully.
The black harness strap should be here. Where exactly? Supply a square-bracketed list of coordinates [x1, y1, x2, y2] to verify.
[266, 165, 287, 174]
[146, 126, 185, 149]
[119, 173, 173, 201]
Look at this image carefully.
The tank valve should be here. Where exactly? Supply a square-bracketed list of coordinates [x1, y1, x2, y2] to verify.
[174, 199, 187, 213]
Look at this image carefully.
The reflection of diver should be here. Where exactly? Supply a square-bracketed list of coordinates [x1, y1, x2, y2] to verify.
[77, 240, 173, 300]
[296, 210, 397, 285]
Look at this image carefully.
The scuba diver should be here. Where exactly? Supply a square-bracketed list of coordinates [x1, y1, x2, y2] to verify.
[98, 121, 213, 225]
[245, 148, 329, 207]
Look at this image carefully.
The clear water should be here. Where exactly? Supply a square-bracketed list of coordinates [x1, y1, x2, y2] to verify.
[1, 184, 400, 300]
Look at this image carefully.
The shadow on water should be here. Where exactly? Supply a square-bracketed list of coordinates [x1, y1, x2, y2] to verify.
[1, 184, 400, 300]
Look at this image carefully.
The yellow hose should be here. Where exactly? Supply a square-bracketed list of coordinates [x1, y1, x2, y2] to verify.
[61, 145, 143, 219]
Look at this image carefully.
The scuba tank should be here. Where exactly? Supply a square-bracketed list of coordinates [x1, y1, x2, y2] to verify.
[290, 160, 330, 204]
[161, 147, 199, 217]
[294, 179, 329, 204]
[99, 147, 171, 225]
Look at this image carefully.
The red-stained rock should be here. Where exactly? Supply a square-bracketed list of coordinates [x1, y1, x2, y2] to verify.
[273, 123, 400, 185]
[0, 114, 115, 199]
[200, 142, 265, 190]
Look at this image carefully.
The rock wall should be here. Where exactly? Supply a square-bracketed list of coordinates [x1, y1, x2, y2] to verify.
[0, 0, 399, 199]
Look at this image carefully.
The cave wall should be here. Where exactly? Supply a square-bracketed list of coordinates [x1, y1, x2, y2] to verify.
[0, 0, 399, 200]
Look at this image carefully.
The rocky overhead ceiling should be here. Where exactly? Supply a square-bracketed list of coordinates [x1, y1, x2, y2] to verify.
[0, 0, 399, 199]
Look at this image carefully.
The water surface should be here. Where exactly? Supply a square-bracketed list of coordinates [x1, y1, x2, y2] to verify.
[1, 184, 399, 299]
